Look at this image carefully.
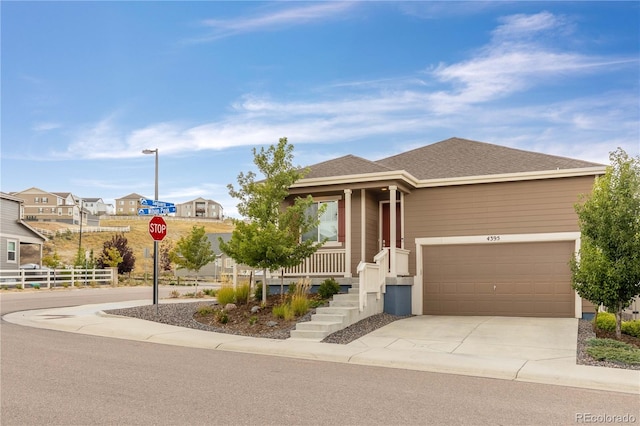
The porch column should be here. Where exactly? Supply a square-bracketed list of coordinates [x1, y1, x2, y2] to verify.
[361, 189, 366, 262]
[389, 185, 397, 277]
[344, 189, 352, 278]
[400, 191, 405, 249]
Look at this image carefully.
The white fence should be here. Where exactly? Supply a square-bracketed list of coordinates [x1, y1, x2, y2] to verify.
[356, 249, 388, 312]
[0, 268, 115, 289]
[33, 226, 130, 236]
[282, 249, 346, 277]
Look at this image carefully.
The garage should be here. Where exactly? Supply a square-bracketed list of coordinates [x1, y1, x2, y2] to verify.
[423, 241, 575, 317]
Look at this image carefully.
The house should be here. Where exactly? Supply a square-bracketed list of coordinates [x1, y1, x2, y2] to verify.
[81, 197, 112, 216]
[115, 193, 146, 215]
[279, 137, 606, 319]
[12, 187, 82, 225]
[176, 198, 223, 219]
[0, 192, 47, 269]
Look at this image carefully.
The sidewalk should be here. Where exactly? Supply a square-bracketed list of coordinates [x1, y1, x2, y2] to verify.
[3, 300, 638, 395]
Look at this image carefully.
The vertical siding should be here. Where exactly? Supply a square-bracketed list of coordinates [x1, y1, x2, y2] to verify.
[404, 176, 596, 274]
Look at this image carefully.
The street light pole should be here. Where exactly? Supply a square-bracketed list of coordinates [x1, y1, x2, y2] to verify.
[142, 148, 159, 306]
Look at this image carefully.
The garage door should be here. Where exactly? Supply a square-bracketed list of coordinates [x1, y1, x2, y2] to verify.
[423, 241, 574, 317]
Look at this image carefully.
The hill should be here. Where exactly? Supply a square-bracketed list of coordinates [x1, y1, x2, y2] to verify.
[29, 218, 234, 274]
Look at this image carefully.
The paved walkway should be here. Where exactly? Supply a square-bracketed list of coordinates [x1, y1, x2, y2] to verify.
[3, 300, 638, 395]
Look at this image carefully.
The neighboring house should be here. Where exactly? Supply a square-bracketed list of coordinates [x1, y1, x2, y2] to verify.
[280, 137, 606, 319]
[176, 198, 223, 219]
[115, 193, 146, 215]
[12, 187, 82, 225]
[81, 197, 111, 216]
[174, 233, 254, 280]
[0, 192, 47, 269]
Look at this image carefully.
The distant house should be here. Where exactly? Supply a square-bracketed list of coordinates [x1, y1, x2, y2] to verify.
[0, 192, 47, 269]
[115, 193, 146, 215]
[81, 197, 112, 216]
[12, 187, 82, 225]
[176, 198, 223, 219]
[174, 233, 253, 280]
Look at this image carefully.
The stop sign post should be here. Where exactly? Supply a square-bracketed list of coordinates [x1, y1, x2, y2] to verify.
[148, 216, 167, 308]
[149, 216, 167, 241]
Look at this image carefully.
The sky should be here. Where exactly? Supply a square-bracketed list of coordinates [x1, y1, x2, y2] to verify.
[2, 1, 639, 218]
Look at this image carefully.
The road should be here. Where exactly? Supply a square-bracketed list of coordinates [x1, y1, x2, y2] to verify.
[1, 288, 637, 425]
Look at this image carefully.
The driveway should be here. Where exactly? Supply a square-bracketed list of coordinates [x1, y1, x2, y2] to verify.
[349, 316, 578, 362]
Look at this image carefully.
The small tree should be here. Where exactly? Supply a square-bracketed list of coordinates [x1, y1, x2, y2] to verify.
[97, 233, 135, 275]
[102, 247, 123, 268]
[171, 226, 216, 294]
[159, 240, 173, 272]
[219, 138, 325, 303]
[571, 148, 640, 339]
[42, 249, 62, 269]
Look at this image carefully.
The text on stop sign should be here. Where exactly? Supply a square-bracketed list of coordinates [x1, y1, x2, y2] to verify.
[149, 223, 166, 234]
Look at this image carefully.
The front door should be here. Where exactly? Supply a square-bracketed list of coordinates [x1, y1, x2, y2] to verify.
[382, 203, 402, 249]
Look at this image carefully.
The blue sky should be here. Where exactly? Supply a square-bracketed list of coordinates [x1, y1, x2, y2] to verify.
[2, 1, 639, 218]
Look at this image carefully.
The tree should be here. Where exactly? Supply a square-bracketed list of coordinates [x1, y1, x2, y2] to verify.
[42, 249, 62, 269]
[219, 137, 325, 303]
[97, 234, 135, 275]
[171, 226, 216, 293]
[571, 148, 640, 339]
[102, 247, 123, 268]
[160, 240, 173, 272]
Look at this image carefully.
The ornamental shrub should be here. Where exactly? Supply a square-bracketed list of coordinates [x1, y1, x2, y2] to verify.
[622, 320, 640, 338]
[318, 278, 340, 299]
[235, 283, 250, 305]
[593, 312, 616, 332]
[217, 286, 236, 305]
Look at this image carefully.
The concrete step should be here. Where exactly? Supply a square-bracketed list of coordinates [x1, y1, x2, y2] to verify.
[289, 329, 330, 340]
[311, 312, 347, 324]
[294, 320, 343, 333]
[315, 306, 359, 322]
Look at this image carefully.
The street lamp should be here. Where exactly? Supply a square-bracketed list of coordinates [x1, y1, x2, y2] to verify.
[142, 148, 159, 306]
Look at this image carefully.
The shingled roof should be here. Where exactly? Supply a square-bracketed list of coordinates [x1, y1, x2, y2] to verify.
[300, 138, 603, 183]
[305, 154, 395, 179]
[377, 137, 603, 180]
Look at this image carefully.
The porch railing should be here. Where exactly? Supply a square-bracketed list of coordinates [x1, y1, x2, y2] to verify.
[282, 248, 346, 277]
[356, 249, 388, 312]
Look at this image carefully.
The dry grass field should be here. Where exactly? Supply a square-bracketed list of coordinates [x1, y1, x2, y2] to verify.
[28, 218, 234, 275]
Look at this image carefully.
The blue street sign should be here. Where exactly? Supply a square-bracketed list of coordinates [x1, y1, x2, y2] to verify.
[138, 206, 176, 215]
[139, 198, 175, 208]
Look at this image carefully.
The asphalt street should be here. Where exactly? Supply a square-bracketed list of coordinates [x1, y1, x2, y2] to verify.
[2, 287, 638, 425]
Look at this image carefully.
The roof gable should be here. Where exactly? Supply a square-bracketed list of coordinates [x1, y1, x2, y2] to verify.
[305, 154, 395, 179]
[118, 193, 146, 200]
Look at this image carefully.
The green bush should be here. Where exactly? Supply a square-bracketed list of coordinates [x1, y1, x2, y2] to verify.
[318, 278, 340, 299]
[217, 286, 236, 305]
[593, 312, 616, 332]
[202, 288, 217, 297]
[236, 284, 250, 305]
[272, 303, 294, 321]
[215, 309, 229, 324]
[288, 283, 297, 295]
[291, 295, 310, 317]
[169, 290, 180, 299]
[622, 320, 640, 338]
[254, 282, 269, 301]
[586, 338, 640, 365]
[197, 305, 215, 315]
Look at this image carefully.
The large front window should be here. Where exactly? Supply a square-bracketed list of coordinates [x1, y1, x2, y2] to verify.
[303, 200, 338, 243]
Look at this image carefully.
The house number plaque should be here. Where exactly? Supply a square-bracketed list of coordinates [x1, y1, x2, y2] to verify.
[486, 235, 501, 242]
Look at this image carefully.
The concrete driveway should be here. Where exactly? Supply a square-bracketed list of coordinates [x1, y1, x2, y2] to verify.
[349, 316, 578, 362]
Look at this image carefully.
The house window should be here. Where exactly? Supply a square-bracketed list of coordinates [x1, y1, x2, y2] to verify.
[38, 207, 44, 213]
[119, 200, 124, 205]
[7, 240, 16, 262]
[129, 200, 136, 205]
[225, 258, 235, 268]
[42, 197, 48, 203]
[58, 208, 62, 215]
[303, 200, 338, 243]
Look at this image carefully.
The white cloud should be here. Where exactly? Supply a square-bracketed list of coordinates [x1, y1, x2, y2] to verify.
[33, 122, 62, 132]
[57, 11, 638, 166]
[186, 2, 356, 43]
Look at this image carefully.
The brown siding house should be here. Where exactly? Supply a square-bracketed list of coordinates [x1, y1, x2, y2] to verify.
[284, 137, 605, 319]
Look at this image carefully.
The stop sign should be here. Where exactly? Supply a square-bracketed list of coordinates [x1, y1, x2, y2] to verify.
[148, 216, 167, 241]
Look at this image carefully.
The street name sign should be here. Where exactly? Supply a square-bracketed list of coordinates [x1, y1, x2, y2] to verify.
[140, 198, 175, 208]
[138, 206, 176, 215]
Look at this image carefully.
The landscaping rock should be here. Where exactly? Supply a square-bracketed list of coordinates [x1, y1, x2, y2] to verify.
[225, 303, 237, 311]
